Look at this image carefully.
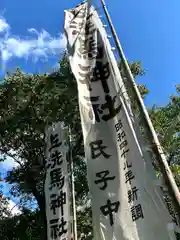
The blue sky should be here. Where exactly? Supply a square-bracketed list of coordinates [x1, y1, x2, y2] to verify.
[0, 0, 180, 209]
[0, 0, 180, 106]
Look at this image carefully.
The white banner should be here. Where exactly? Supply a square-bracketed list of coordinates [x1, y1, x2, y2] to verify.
[64, 3, 176, 240]
[45, 122, 71, 240]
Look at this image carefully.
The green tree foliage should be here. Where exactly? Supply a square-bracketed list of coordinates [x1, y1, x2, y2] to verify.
[149, 85, 180, 186]
[0, 210, 44, 240]
[0, 57, 179, 239]
[0, 189, 11, 219]
[118, 60, 149, 100]
[0, 57, 85, 239]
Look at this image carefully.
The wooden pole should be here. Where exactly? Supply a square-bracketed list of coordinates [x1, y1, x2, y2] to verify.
[68, 127, 78, 240]
[100, 0, 180, 221]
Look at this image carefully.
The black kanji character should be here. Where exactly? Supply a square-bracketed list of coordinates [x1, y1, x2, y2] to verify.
[70, 5, 95, 35]
[84, 96, 102, 122]
[70, 21, 84, 35]
[78, 35, 97, 60]
[49, 134, 62, 152]
[91, 62, 110, 94]
[71, 18, 94, 37]
[78, 61, 110, 93]
[128, 187, 138, 203]
[72, 4, 86, 18]
[94, 170, 115, 190]
[117, 131, 126, 142]
[84, 95, 122, 122]
[131, 204, 144, 221]
[50, 168, 65, 190]
[90, 140, 111, 159]
[119, 140, 128, 150]
[123, 161, 132, 170]
[77, 7, 86, 19]
[125, 170, 134, 184]
[96, 46, 104, 60]
[78, 45, 104, 60]
[115, 120, 123, 132]
[46, 150, 63, 169]
[101, 95, 122, 121]
[100, 199, 120, 226]
[83, 19, 95, 36]
[121, 148, 129, 159]
[50, 217, 67, 239]
[69, 7, 86, 35]
[50, 191, 66, 215]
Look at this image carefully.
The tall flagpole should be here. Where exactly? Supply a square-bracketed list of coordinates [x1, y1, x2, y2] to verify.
[100, 0, 180, 221]
[68, 127, 78, 240]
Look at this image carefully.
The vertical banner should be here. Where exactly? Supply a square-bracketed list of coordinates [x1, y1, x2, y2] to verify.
[64, 2, 176, 240]
[45, 122, 71, 240]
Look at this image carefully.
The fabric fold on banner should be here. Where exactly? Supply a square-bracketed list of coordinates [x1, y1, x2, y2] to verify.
[45, 122, 71, 240]
[64, 3, 176, 240]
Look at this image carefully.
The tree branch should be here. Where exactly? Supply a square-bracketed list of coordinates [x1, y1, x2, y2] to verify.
[0, 148, 23, 167]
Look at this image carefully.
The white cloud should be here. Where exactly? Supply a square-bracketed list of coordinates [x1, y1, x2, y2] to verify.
[0, 151, 21, 173]
[0, 17, 9, 33]
[0, 16, 67, 69]
[0, 157, 19, 170]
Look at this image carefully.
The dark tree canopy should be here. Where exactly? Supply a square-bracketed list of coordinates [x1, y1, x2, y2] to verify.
[0, 56, 179, 239]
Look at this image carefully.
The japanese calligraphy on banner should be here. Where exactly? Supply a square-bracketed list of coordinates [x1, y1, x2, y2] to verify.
[45, 122, 71, 240]
[64, 2, 176, 240]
